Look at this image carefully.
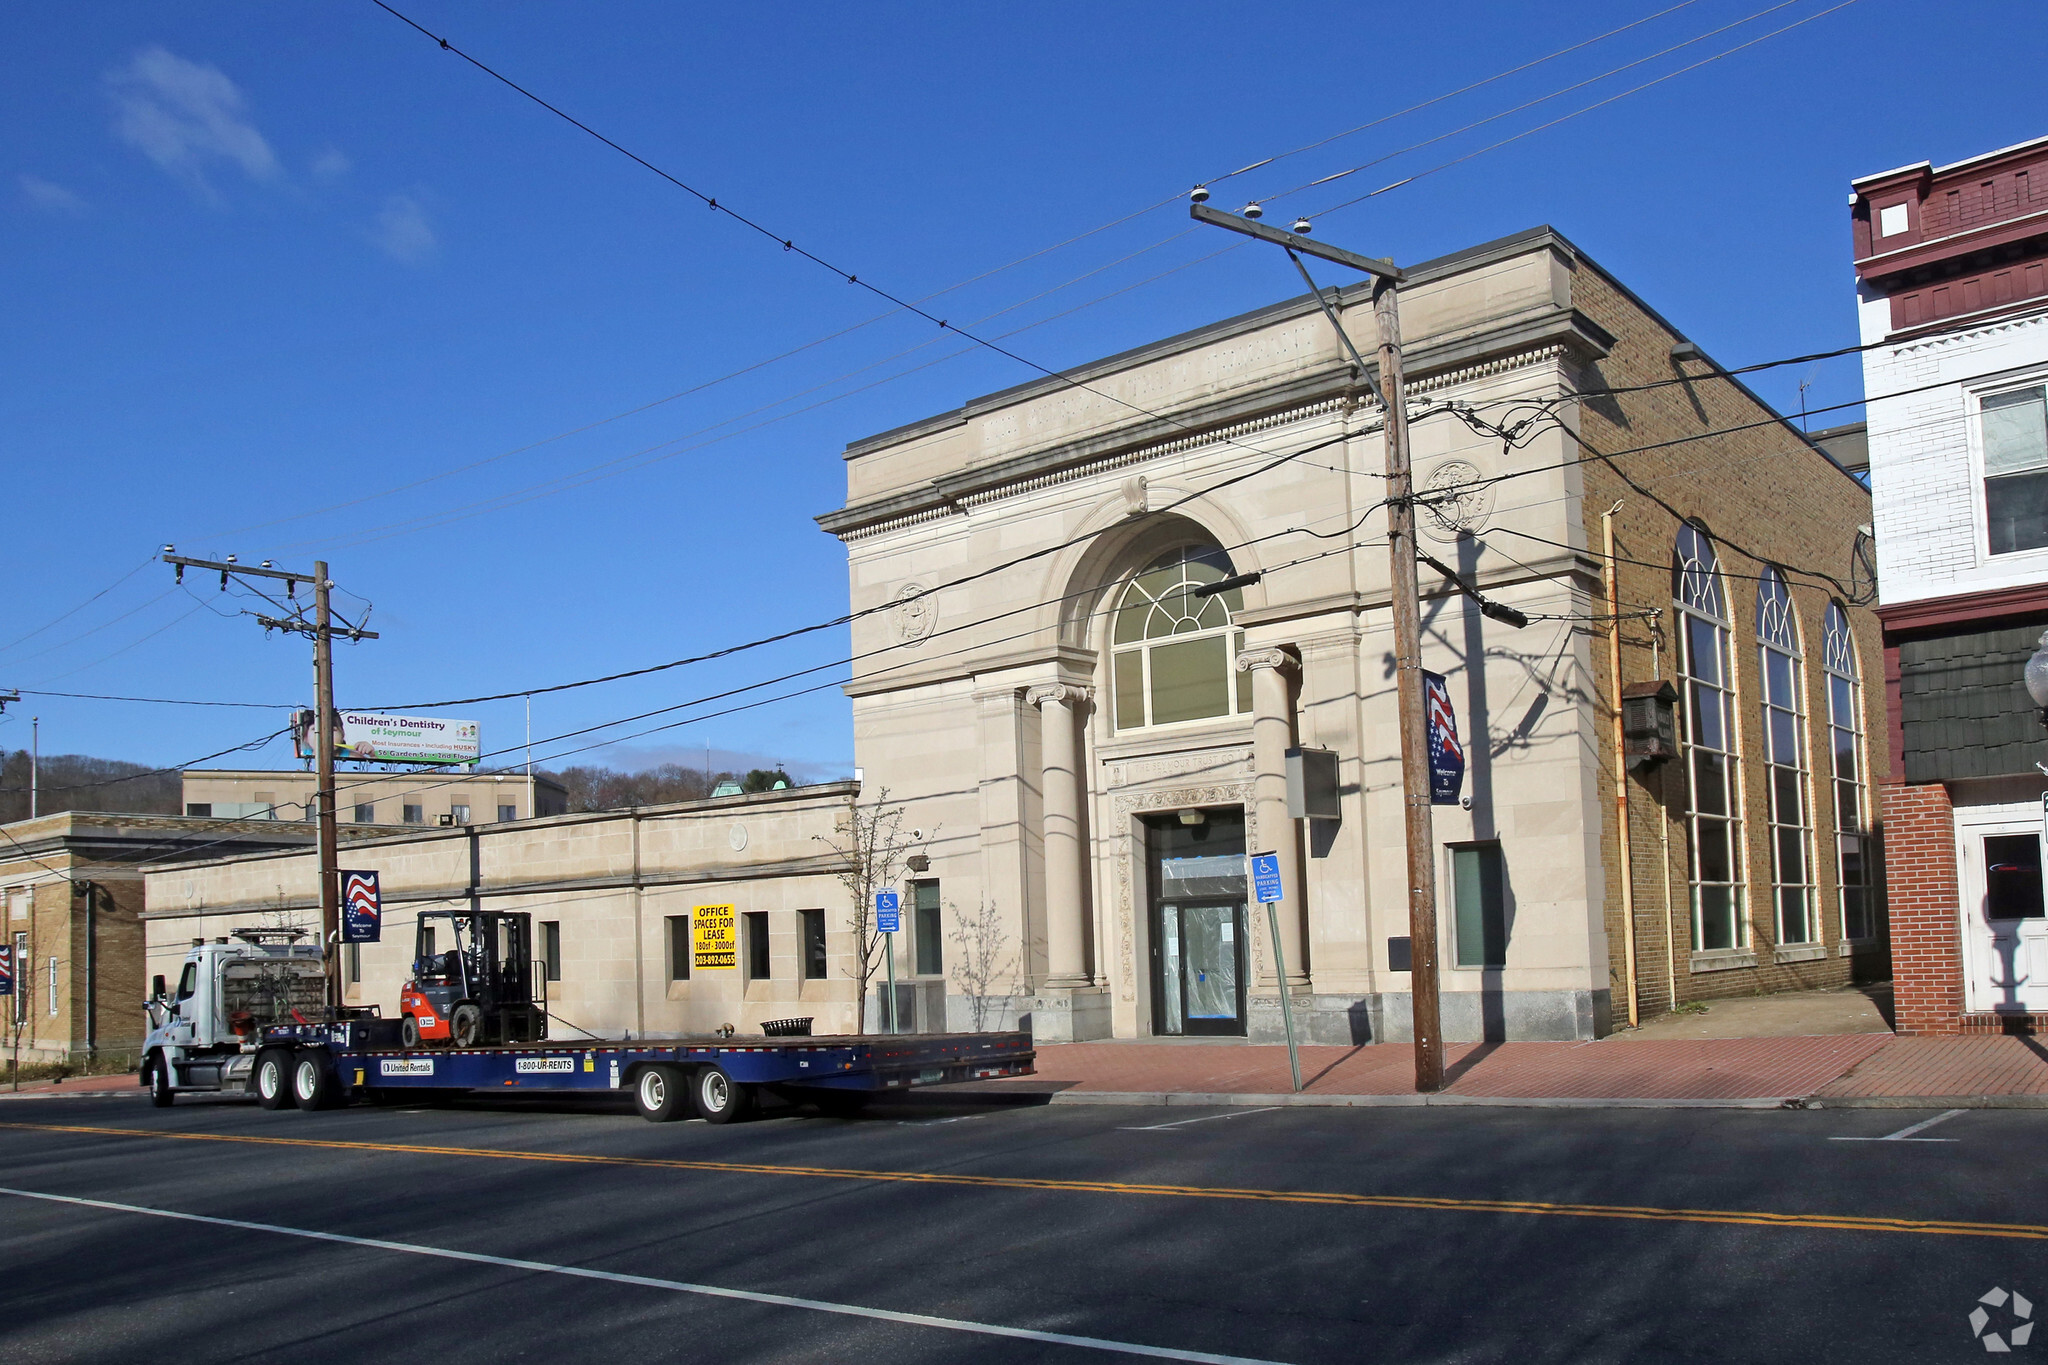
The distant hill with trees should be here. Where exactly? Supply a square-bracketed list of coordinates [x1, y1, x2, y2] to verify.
[544, 763, 796, 813]
[0, 750, 179, 823]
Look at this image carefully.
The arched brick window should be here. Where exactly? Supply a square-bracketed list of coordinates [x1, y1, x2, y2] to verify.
[1823, 603, 1875, 941]
[1675, 524, 1745, 952]
[1757, 568, 1814, 945]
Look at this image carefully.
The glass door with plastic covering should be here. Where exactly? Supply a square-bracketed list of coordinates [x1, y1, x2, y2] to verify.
[1147, 809, 1248, 1036]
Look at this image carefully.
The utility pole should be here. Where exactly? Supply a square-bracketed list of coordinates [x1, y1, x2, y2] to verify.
[162, 551, 378, 1012]
[1190, 201, 1444, 1092]
[30, 717, 39, 819]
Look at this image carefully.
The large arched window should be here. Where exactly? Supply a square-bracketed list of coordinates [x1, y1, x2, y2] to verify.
[1823, 603, 1874, 941]
[1111, 546, 1251, 731]
[1675, 525, 1745, 952]
[1757, 568, 1814, 946]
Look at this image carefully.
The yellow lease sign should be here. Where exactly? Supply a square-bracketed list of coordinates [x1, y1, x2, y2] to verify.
[692, 904, 737, 970]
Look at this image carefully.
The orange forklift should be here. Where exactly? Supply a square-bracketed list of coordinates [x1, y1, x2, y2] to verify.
[398, 909, 548, 1049]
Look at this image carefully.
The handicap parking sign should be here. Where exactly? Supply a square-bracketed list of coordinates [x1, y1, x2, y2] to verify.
[1250, 852, 1283, 904]
[876, 889, 901, 934]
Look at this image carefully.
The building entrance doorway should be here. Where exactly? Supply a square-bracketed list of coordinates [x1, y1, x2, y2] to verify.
[1956, 802, 2048, 1015]
[1146, 808, 1247, 1037]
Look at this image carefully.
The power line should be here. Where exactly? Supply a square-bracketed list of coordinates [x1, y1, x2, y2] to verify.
[0, 556, 158, 657]
[0, 729, 290, 795]
[1303, 0, 1860, 214]
[2, 689, 290, 709]
[1259, 0, 1801, 203]
[1201, 0, 1701, 192]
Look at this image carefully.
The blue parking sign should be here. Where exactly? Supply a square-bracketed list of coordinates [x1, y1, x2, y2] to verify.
[875, 889, 901, 934]
[1250, 852, 1283, 904]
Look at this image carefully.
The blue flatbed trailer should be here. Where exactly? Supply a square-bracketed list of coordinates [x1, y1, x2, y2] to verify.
[250, 1020, 1035, 1123]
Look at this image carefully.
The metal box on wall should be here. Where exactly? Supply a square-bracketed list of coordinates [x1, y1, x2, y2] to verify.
[1621, 681, 1679, 769]
[1285, 746, 1341, 819]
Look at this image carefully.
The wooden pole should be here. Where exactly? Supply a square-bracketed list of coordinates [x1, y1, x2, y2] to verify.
[1374, 279, 1444, 1093]
[313, 561, 341, 1013]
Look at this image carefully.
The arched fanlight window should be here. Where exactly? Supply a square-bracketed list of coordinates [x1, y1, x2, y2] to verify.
[1756, 568, 1814, 946]
[1111, 546, 1252, 731]
[1674, 524, 1746, 953]
[1823, 603, 1874, 941]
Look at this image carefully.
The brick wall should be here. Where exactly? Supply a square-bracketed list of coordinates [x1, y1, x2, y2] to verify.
[1570, 262, 1888, 1021]
[1877, 781, 1966, 1033]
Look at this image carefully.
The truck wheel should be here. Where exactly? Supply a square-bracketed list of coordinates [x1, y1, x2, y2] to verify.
[254, 1049, 295, 1110]
[693, 1065, 753, 1124]
[146, 1056, 175, 1108]
[633, 1065, 688, 1123]
[451, 1004, 484, 1048]
[291, 1052, 336, 1111]
[400, 1014, 421, 1049]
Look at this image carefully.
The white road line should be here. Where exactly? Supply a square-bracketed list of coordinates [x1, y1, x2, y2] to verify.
[1829, 1109, 1968, 1143]
[1120, 1107, 1283, 1132]
[0, 1186, 1288, 1365]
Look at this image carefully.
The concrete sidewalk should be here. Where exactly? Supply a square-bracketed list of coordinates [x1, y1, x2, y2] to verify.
[1007, 1030, 2048, 1110]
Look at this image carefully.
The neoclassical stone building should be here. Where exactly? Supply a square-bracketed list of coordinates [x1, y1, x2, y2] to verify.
[819, 225, 1884, 1043]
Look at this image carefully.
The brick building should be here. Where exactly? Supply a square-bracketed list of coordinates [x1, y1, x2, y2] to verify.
[818, 223, 1880, 1043]
[1852, 133, 2048, 1032]
[0, 812, 374, 1065]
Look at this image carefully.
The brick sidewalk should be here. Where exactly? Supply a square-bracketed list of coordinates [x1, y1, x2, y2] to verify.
[0, 1073, 139, 1099]
[1025, 1032, 2048, 1106]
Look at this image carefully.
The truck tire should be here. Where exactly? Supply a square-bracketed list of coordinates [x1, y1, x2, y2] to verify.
[400, 1014, 421, 1049]
[254, 1049, 295, 1110]
[292, 1052, 337, 1110]
[633, 1065, 688, 1123]
[145, 1055, 175, 1108]
[693, 1064, 753, 1124]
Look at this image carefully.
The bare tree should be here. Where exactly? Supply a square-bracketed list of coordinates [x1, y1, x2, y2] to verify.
[946, 896, 1014, 1031]
[5, 903, 40, 1090]
[815, 789, 925, 1036]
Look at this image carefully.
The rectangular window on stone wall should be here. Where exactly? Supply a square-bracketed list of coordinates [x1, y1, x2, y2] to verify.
[913, 881, 943, 976]
[1451, 843, 1507, 968]
[666, 915, 690, 982]
[801, 908, 827, 981]
[744, 910, 770, 980]
[541, 921, 561, 982]
[1983, 385, 2048, 555]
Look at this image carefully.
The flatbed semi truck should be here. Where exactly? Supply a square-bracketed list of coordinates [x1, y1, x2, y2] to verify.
[249, 1019, 1036, 1122]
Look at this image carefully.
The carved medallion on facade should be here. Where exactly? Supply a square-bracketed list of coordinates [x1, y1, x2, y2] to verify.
[891, 581, 936, 645]
[1419, 458, 1494, 543]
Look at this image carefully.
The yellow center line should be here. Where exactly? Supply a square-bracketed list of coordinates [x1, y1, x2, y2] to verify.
[4, 1120, 2041, 1241]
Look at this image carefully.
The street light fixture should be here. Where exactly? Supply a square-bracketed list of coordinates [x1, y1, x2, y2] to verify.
[2026, 630, 2048, 726]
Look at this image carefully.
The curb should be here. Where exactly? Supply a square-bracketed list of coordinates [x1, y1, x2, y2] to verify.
[1802, 1094, 2048, 1110]
[1045, 1089, 1800, 1111]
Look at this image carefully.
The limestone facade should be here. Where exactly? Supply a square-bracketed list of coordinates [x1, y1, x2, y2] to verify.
[818, 225, 1882, 1043]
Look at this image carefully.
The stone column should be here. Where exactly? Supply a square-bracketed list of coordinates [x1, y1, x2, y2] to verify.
[1027, 682, 1092, 987]
[1237, 647, 1308, 991]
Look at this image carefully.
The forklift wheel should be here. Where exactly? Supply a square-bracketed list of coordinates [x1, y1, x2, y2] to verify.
[146, 1056, 175, 1108]
[400, 1014, 421, 1049]
[451, 1004, 484, 1049]
[292, 1052, 337, 1111]
[694, 1065, 754, 1124]
[254, 1049, 295, 1110]
[633, 1065, 689, 1123]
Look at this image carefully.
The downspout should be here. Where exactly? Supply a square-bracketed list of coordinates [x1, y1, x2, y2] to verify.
[1603, 501, 1639, 1029]
[632, 811, 646, 1040]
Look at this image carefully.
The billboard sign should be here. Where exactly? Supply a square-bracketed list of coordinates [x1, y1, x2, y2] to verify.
[341, 870, 381, 944]
[296, 710, 480, 766]
[692, 905, 737, 971]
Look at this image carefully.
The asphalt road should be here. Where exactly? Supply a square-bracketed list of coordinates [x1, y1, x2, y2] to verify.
[0, 1089, 2042, 1364]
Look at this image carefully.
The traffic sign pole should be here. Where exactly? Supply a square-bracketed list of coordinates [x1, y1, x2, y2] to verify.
[875, 890, 902, 1034]
[1250, 852, 1301, 1093]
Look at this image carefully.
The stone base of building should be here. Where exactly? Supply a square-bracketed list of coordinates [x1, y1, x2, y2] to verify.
[1274, 988, 1612, 1044]
[1023, 985, 1114, 1042]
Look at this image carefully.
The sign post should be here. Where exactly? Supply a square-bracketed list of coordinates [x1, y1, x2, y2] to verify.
[1250, 852, 1302, 1093]
[876, 890, 901, 1034]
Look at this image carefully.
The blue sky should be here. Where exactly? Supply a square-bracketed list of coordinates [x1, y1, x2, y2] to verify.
[3, 0, 2041, 785]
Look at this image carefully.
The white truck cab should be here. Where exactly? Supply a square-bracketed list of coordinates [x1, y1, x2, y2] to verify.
[141, 928, 326, 1106]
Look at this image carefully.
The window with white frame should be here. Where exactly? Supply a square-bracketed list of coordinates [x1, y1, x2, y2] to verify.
[1110, 546, 1252, 731]
[1823, 603, 1875, 941]
[1983, 383, 2048, 555]
[1676, 525, 1746, 953]
[1757, 568, 1814, 945]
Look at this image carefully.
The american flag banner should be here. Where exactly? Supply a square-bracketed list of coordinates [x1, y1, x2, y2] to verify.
[341, 870, 382, 944]
[0, 941, 12, 997]
[1422, 670, 1465, 806]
